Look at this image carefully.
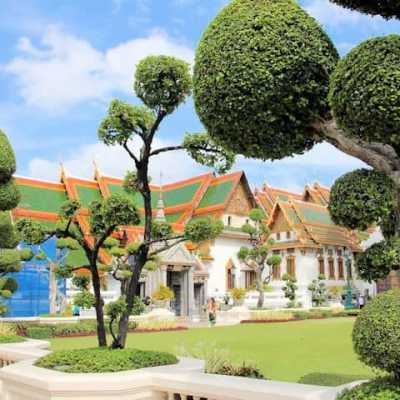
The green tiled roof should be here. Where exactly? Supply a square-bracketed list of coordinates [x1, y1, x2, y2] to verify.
[198, 180, 234, 208]
[277, 194, 289, 201]
[286, 208, 301, 225]
[76, 185, 102, 207]
[300, 207, 334, 225]
[107, 182, 201, 208]
[17, 184, 68, 213]
[165, 211, 184, 223]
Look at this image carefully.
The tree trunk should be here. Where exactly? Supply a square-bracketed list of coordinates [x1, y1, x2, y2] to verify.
[91, 263, 107, 347]
[48, 262, 58, 315]
[256, 269, 264, 309]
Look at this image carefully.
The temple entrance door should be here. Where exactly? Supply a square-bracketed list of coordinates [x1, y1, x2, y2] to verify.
[172, 284, 181, 316]
[194, 283, 204, 317]
[167, 270, 182, 316]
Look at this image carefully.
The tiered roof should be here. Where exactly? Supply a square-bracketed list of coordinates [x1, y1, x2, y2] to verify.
[256, 181, 361, 251]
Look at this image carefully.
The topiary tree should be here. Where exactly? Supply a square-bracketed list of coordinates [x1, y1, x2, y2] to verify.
[193, 0, 400, 285]
[17, 194, 141, 347]
[237, 209, 281, 308]
[282, 274, 298, 308]
[308, 275, 328, 307]
[98, 54, 231, 348]
[0, 130, 31, 314]
[353, 290, 400, 379]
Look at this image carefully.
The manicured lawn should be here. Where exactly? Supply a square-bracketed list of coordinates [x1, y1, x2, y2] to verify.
[50, 318, 374, 385]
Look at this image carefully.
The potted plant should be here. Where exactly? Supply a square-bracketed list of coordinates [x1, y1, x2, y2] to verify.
[229, 288, 247, 306]
[152, 285, 175, 309]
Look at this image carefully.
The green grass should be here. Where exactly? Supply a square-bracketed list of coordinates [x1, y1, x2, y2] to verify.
[0, 335, 25, 344]
[50, 318, 374, 385]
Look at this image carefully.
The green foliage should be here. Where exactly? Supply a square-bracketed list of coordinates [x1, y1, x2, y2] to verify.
[356, 239, 400, 282]
[237, 246, 250, 261]
[98, 99, 155, 145]
[0, 276, 18, 294]
[72, 274, 90, 289]
[143, 260, 158, 271]
[183, 132, 235, 174]
[329, 169, 395, 231]
[308, 275, 328, 307]
[16, 218, 46, 245]
[73, 290, 95, 309]
[109, 246, 127, 258]
[229, 287, 247, 301]
[329, 35, 400, 148]
[132, 296, 145, 316]
[54, 264, 74, 279]
[151, 220, 173, 240]
[0, 335, 24, 344]
[59, 200, 81, 219]
[0, 212, 19, 249]
[103, 237, 120, 249]
[35, 250, 47, 261]
[353, 290, 400, 377]
[0, 249, 21, 273]
[282, 274, 298, 302]
[193, 0, 338, 160]
[249, 209, 265, 222]
[184, 217, 223, 243]
[152, 285, 175, 301]
[126, 241, 141, 255]
[267, 255, 282, 267]
[56, 237, 80, 250]
[241, 223, 256, 236]
[19, 248, 33, 261]
[0, 178, 20, 211]
[134, 55, 192, 114]
[35, 347, 178, 373]
[123, 170, 141, 194]
[337, 378, 400, 400]
[89, 194, 140, 235]
[26, 326, 54, 339]
[0, 130, 16, 183]
[330, 0, 400, 19]
[105, 296, 127, 320]
[215, 361, 266, 379]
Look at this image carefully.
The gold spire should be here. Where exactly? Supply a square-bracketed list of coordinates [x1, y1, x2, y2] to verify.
[155, 171, 166, 222]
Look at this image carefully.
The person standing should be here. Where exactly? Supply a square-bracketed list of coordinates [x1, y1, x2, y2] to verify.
[358, 294, 365, 309]
[207, 297, 217, 327]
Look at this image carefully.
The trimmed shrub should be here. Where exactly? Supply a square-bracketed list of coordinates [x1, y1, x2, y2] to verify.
[330, 0, 400, 20]
[215, 361, 266, 380]
[329, 35, 400, 149]
[337, 378, 400, 400]
[353, 290, 400, 378]
[0, 178, 20, 211]
[0, 130, 17, 182]
[26, 326, 54, 339]
[35, 347, 178, 373]
[193, 0, 338, 160]
[0, 335, 25, 344]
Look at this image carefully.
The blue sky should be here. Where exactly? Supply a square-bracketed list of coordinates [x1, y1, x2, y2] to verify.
[0, 0, 399, 192]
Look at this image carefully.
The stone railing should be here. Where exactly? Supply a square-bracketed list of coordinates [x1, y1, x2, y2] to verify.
[0, 340, 360, 400]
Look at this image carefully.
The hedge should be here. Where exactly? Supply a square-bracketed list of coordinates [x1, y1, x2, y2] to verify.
[35, 347, 178, 373]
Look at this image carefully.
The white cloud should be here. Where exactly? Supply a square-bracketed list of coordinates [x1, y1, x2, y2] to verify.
[27, 138, 207, 184]
[3, 26, 194, 111]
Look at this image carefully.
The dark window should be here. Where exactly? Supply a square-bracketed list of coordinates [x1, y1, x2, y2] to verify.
[245, 271, 256, 288]
[286, 231, 291, 239]
[287, 257, 296, 278]
[329, 258, 335, 279]
[338, 258, 344, 279]
[318, 258, 325, 276]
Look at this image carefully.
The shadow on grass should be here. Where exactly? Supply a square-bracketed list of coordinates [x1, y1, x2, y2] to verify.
[298, 373, 369, 387]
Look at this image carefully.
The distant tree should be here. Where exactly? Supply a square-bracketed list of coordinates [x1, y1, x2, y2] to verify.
[282, 274, 298, 308]
[0, 130, 31, 314]
[308, 275, 328, 307]
[237, 209, 281, 309]
[97, 55, 232, 348]
[193, 0, 400, 284]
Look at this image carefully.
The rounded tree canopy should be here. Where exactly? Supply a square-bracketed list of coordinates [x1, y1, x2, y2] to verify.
[0, 178, 20, 212]
[356, 239, 400, 282]
[330, 0, 400, 19]
[0, 212, 19, 249]
[0, 130, 16, 183]
[329, 169, 395, 231]
[134, 55, 192, 114]
[353, 290, 400, 377]
[193, 0, 338, 160]
[329, 35, 400, 148]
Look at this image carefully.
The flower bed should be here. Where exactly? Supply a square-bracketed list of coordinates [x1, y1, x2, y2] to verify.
[241, 309, 360, 324]
[35, 347, 178, 373]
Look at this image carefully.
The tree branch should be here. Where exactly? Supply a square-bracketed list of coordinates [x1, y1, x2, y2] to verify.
[314, 119, 400, 184]
[123, 141, 140, 169]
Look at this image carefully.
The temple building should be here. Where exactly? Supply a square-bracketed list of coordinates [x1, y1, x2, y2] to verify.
[8, 168, 376, 317]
